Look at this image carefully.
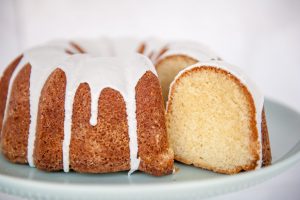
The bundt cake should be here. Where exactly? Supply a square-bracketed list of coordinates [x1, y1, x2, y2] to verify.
[166, 61, 271, 174]
[0, 41, 174, 176]
[0, 37, 271, 176]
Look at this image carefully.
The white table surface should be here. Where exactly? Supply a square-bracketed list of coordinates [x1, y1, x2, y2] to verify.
[0, 0, 299, 199]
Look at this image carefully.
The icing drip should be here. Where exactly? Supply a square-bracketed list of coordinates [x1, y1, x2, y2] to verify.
[60, 54, 157, 173]
[27, 47, 71, 167]
[167, 61, 264, 168]
[2, 44, 75, 167]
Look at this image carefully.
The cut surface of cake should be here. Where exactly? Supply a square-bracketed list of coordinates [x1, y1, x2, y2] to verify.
[0, 41, 173, 176]
[166, 61, 271, 174]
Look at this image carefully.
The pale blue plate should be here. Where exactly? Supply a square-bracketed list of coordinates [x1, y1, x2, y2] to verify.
[0, 99, 300, 200]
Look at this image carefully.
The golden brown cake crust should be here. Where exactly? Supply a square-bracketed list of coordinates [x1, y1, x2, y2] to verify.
[70, 41, 86, 53]
[155, 47, 169, 61]
[70, 84, 130, 173]
[136, 71, 174, 176]
[34, 68, 66, 171]
[261, 108, 272, 166]
[137, 43, 146, 54]
[1, 64, 31, 164]
[167, 66, 271, 174]
[0, 55, 23, 135]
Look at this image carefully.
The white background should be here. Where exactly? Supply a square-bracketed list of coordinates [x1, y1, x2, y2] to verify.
[0, 0, 300, 199]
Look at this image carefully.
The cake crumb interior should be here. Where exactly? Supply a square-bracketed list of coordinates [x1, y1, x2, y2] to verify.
[167, 67, 257, 173]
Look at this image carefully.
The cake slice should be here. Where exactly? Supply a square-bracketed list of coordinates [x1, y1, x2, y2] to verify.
[166, 61, 271, 174]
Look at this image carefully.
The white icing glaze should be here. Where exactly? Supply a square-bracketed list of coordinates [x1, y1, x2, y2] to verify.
[45, 40, 81, 53]
[167, 61, 264, 168]
[2, 41, 156, 174]
[110, 37, 142, 56]
[74, 37, 113, 56]
[74, 37, 141, 57]
[27, 47, 71, 167]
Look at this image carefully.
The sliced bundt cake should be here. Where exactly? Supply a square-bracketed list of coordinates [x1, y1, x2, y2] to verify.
[1, 37, 272, 176]
[166, 61, 271, 174]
